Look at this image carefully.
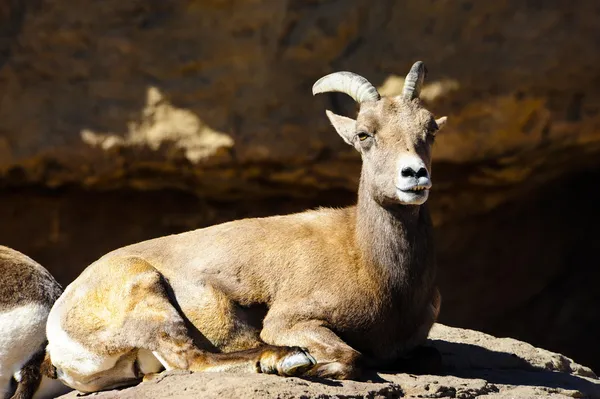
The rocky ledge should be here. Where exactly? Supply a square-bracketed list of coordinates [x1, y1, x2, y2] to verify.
[59, 324, 598, 399]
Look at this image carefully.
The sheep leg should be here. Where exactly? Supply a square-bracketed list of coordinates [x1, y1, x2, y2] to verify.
[261, 318, 362, 379]
[118, 261, 317, 377]
[385, 287, 443, 374]
[153, 333, 315, 376]
[141, 278, 316, 376]
[49, 257, 316, 392]
[10, 348, 44, 399]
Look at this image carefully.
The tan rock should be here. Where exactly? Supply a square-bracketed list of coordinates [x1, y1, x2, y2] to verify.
[57, 324, 600, 399]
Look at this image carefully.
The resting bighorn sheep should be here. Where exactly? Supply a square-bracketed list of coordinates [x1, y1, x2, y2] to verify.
[0, 246, 68, 399]
[46, 61, 448, 392]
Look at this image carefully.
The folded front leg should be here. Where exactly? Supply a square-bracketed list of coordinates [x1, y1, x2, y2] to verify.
[261, 316, 362, 380]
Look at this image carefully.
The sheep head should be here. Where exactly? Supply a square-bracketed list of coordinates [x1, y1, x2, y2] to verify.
[313, 61, 447, 206]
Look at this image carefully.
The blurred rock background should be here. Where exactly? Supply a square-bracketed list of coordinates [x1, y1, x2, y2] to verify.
[1, 0, 599, 372]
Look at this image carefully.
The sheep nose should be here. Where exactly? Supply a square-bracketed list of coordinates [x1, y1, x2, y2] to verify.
[401, 166, 429, 179]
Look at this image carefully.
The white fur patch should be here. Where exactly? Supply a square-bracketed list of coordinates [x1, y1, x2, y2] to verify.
[46, 287, 164, 392]
[46, 291, 120, 377]
[0, 303, 49, 395]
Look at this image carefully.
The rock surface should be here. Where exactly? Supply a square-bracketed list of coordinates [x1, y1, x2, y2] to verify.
[1, 0, 600, 373]
[58, 324, 599, 399]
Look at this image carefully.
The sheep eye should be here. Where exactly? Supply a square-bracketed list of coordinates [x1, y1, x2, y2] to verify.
[357, 132, 370, 141]
[429, 120, 439, 134]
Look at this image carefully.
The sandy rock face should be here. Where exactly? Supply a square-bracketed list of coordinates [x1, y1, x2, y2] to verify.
[57, 325, 599, 399]
[1, 1, 599, 207]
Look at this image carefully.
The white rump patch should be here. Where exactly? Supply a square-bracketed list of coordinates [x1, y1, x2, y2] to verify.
[46, 291, 120, 378]
[0, 303, 49, 394]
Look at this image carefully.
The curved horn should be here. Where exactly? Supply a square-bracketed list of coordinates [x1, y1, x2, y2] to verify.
[312, 71, 380, 103]
[402, 61, 427, 100]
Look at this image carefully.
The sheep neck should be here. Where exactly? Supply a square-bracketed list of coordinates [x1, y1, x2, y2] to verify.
[354, 178, 431, 291]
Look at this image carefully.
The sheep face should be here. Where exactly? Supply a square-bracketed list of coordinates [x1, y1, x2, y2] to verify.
[314, 62, 447, 206]
[326, 97, 447, 206]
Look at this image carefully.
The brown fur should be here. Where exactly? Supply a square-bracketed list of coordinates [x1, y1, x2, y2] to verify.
[0, 246, 62, 311]
[9, 348, 44, 399]
[48, 69, 447, 388]
[40, 353, 57, 380]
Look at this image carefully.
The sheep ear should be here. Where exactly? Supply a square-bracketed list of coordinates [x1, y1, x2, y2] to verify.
[325, 110, 356, 145]
[435, 116, 448, 131]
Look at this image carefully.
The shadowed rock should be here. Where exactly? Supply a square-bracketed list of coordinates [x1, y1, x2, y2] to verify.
[58, 324, 599, 399]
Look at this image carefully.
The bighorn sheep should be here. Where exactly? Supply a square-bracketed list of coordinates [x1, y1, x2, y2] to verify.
[46, 61, 448, 392]
[0, 246, 68, 399]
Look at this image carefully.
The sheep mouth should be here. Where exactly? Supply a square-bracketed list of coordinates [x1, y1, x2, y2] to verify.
[398, 185, 431, 194]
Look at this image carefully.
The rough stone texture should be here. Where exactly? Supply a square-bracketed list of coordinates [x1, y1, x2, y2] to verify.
[1, 0, 600, 374]
[2, 0, 600, 212]
[57, 325, 600, 399]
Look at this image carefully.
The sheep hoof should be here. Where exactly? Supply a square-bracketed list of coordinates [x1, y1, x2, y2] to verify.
[280, 349, 317, 376]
